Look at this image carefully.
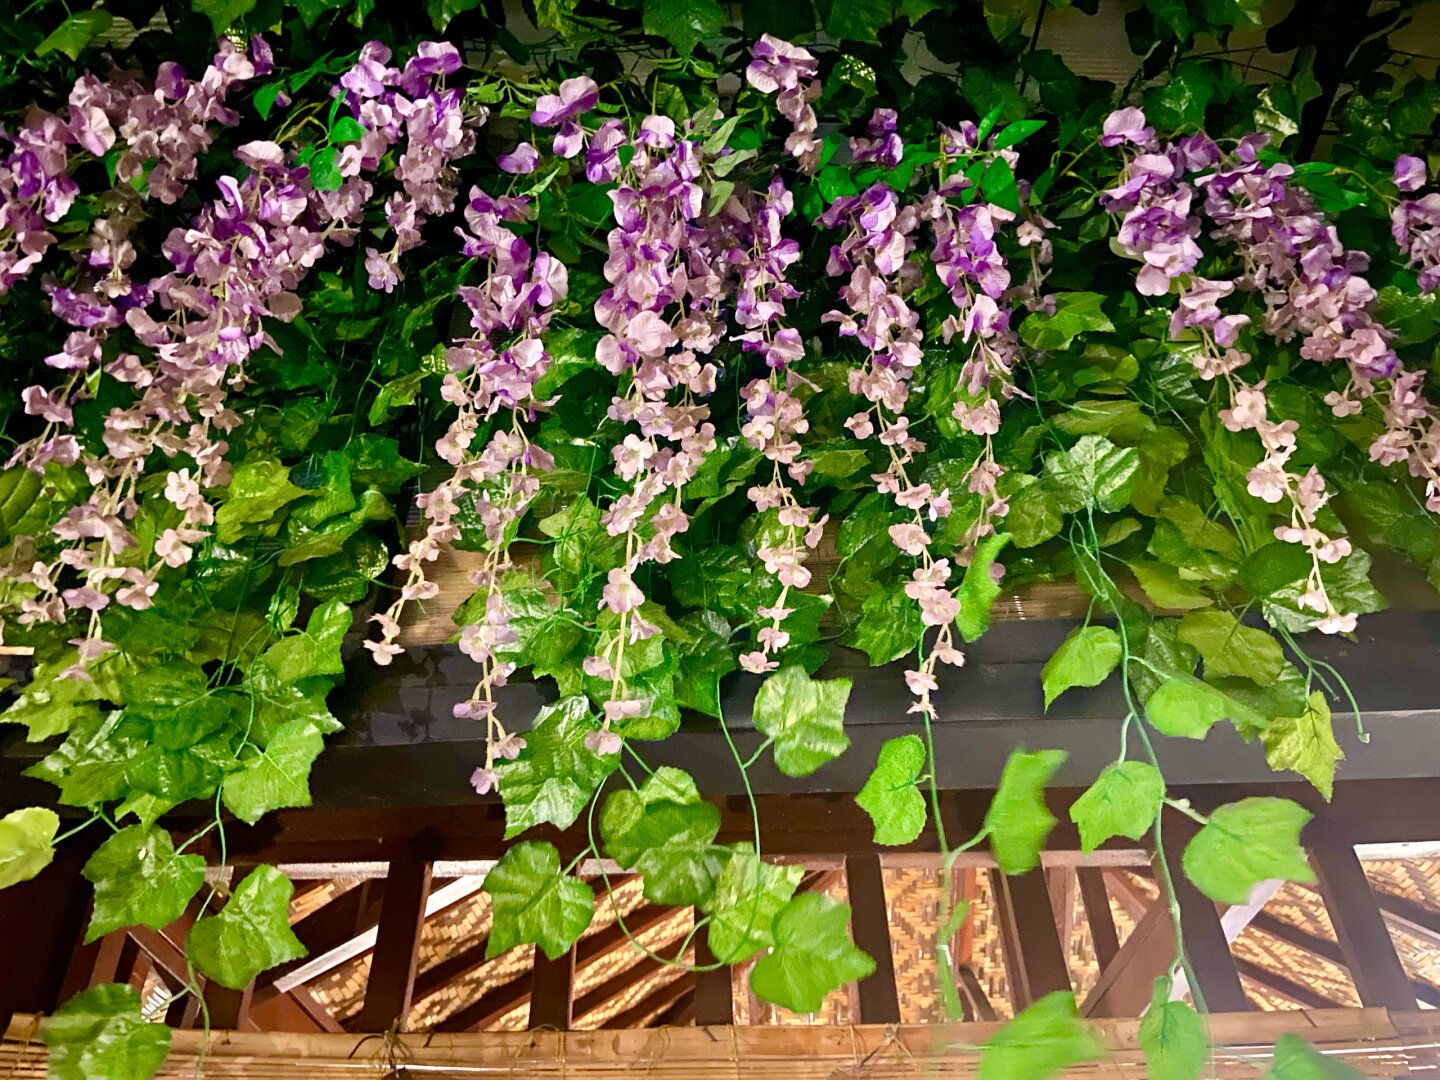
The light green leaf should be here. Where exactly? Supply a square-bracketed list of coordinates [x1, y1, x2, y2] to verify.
[1262, 692, 1343, 801]
[3, 656, 107, 741]
[186, 866, 306, 989]
[1069, 761, 1164, 853]
[1262, 1033, 1365, 1079]
[257, 599, 351, 683]
[0, 806, 59, 889]
[977, 991, 1105, 1080]
[43, 984, 171, 1080]
[1041, 625, 1121, 709]
[1044, 436, 1139, 514]
[1145, 675, 1267, 740]
[1177, 610, 1285, 683]
[843, 585, 922, 665]
[1183, 797, 1316, 905]
[1139, 976, 1208, 1080]
[483, 841, 594, 960]
[642, 0, 724, 55]
[955, 532, 1013, 642]
[1130, 561, 1213, 611]
[82, 826, 206, 941]
[601, 767, 723, 906]
[749, 892, 875, 1013]
[984, 749, 1068, 875]
[221, 719, 325, 825]
[705, 847, 803, 964]
[751, 666, 852, 777]
[36, 11, 114, 60]
[215, 458, 304, 544]
[1019, 292, 1114, 351]
[498, 696, 617, 838]
[855, 735, 927, 845]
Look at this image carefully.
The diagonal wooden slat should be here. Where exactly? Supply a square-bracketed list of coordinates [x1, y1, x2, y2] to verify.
[1311, 848, 1417, 1010]
[1235, 958, 1339, 1010]
[1077, 868, 1119, 971]
[601, 974, 691, 1030]
[528, 948, 575, 1031]
[1250, 911, 1440, 1008]
[353, 857, 432, 1032]
[990, 869, 1071, 1011]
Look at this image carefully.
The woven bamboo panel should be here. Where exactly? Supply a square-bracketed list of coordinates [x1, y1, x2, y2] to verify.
[7, 1010, 1438, 1078]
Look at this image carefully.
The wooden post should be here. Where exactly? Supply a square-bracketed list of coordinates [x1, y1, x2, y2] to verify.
[1311, 847, 1417, 1010]
[845, 854, 899, 1024]
[990, 869, 1071, 1010]
[203, 982, 254, 1030]
[354, 856, 432, 1032]
[1077, 868, 1120, 970]
[1157, 826, 1249, 1013]
[693, 936, 733, 1026]
[527, 948, 575, 1031]
[0, 842, 95, 1028]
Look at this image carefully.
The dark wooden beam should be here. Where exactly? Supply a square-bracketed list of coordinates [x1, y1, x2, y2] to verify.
[1081, 900, 1172, 1019]
[247, 985, 343, 1033]
[845, 854, 899, 1024]
[204, 982, 255, 1031]
[58, 932, 128, 1003]
[353, 856, 432, 1032]
[602, 974, 691, 1030]
[1249, 911, 1440, 1009]
[651, 988, 695, 1027]
[1157, 825, 1249, 1013]
[528, 948, 575, 1031]
[955, 966, 997, 1022]
[1234, 958, 1338, 1010]
[263, 880, 385, 987]
[1311, 848, 1417, 1010]
[1375, 888, 1440, 950]
[990, 869, 1071, 1011]
[1077, 868, 1120, 971]
[0, 843, 96, 1027]
[692, 937, 732, 1026]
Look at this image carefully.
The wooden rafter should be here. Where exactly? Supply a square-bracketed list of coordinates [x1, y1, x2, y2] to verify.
[601, 973, 691, 1029]
[353, 856, 431, 1032]
[1235, 958, 1340, 1010]
[1311, 848, 1417, 1010]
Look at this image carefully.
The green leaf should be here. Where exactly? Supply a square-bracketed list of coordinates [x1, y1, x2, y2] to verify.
[0, 807, 59, 889]
[1139, 976, 1208, 1080]
[36, 11, 114, 60]
[1041, 625, 1121, 708]
[258, 599, 351, 683]
[843, 585, 922, 665]
[1006, 478, 1063, 548]
[43, 984, 171, 1080]
[1240, 543, 1313, 597]
[751, 666, 852, 777]
[1069, 761, 1164, 853]
[981, 157, 1021, 213]
[1177, 610, 1284, 683]
[1019, 292, 1114, 351]
[955, 532, 1013, 642]
[642, 0, 725, 55]
[187, 866, 306, 989]
[823, 0, 890, 40]
[216, 458, 304, 544]
[992, 119, 1046, 149]
[855, 735, 927, 846]
[749, 892, 875, 1013]
[601, 767, 723, 906]
[309, 146, 342, 191]
[3, 656, 106, 741]
[1145, 675, 1267, 740]
[329, 116, 367, 143]
[1130, 561, 1213, 611]
[984, 749, 1068, 875]
[1044, 436, 1140, 514]
[1182, 797, 1316, 905]
[977, 991, 1105, 1080]
[221, 719, 325, 825]
[483, 841, 594, 960]
[1261, 692, 1343, 800]
[498, 696, 617, 838]
[1262, 1033, 1365, 1079]
[705, 847, 803, 964]
[82, 826, 206, 941]
[254, 83, 284, 120]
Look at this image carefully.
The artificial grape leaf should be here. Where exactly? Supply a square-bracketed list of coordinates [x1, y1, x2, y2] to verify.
[1177, 610, 1285, 683]
[1144, 675, 1267, 740]
[642, 0, 724, 55]
[3, 656, 106, 741]
[1041, 625, 1121, 708]
[704, 846, 803, 964]
[1262, 1033, 1365, 1079]
[977, 991, 1105, 1080]
[1182, 797, 1316, 905]
[1019, 292, 1114, 351]
[498, 696, 617, 837]
[484, 841, 594, 960]
[1240, 542, 1313, 597]
[1044, 435, 1140, 514]
[215, 458, 305, 544]
[257, 599, 351, 683]
[751, 666, 852, 777]
[1006, 478, 1064, 548]
[1139, 976, 1208, 1080]
[0, 806, 59, 889]
[843, 585, 922, 665]
[824, 0, 890, 41]
[220, 719, 325, 825]
[600, 767, 724, 906]
[1130, 561, 1213, 611]
[749, 892, 875, 1013]
[43, 984, 171, 1080]
[36, 11, 115, 60]
[855, 734, 927, 845]
[186, 866, 306, 989]
[984, 749, 1068, 875]
[1069, 761, 1164, 853]
[82, 826, 206, 941]
[1261, 692, 1343, 800]
[955, 532, 1013, 642]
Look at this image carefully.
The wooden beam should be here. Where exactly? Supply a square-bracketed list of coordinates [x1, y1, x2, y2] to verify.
[0, 843, 95, 1027]
[845, 855, 899, 1024]
[1081, 901, 1172, 1019]
[1234, 958, 1338, 1010]
[990, 869, 1071, 1011]
[353, 857, 432, 1032]
[1375, 888, 1440, 950]
[528, 948, 575, 1031]
[955, 966, 997, 1022]
[204, 982, 255, 1031]
[58, 933, 128, 1002]
[264, 880, 385, 987]
[247, 986, 343, 1033]
[1157, 826, 1249, 1013]
[692, 937, 732, 1026]
[651, 988, 696, 1027]
[602, 974, 691, 1030]
[1077, 868, 1119, 971]
[1311, 848, 1417, 1010]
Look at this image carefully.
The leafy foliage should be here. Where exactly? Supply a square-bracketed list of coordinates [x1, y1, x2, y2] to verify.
[984, 749, 1068, 875]
[483, 841, 594, 960]
[751, 666, 852, 777]
[855, 734, 928, 845]
[1182, 797, 1317, 905]
[43, 985, 171, 1080]
[187, 866, 307, 989]
[977, 992, 1105, 1080]
[748, 892, 876, 1013]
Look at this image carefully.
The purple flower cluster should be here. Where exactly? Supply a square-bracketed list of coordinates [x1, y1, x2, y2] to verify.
[745, 34, 822, 172]
[1392, 155, 1439, 294]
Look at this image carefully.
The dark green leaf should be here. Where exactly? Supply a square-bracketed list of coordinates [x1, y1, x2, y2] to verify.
[642, 0, 725, 55]
[601, 767, 723, 906]
[955, 532, 1013, 642]
[705, 847, 803, 964]
[483, 841, 594, 960]
[498, 696, 617, 838]
[36, 11, 114, 60]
